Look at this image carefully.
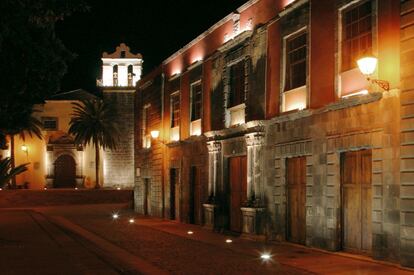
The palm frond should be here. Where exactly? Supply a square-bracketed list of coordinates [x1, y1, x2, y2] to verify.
[69, 99, 120, 150]
[0, 158, 29, 188]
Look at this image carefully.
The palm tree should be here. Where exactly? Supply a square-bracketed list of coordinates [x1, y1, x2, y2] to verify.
[69, 99, 119, 189]
[0, 158, 29, 189]
[3, 114, 42, 188]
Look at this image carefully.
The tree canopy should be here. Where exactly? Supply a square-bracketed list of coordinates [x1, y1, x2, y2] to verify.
[0, 0, 87, 145]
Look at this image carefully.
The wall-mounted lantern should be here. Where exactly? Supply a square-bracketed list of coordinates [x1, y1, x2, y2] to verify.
[21, 144, 28, 155]
[357, 56, 390, 91]
[150, 130, 160, 139]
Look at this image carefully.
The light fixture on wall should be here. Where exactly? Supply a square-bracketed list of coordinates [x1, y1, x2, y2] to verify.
[150, 130, 160, 139]
[21, 144, 28, 157]
[357, 56, 389, 91]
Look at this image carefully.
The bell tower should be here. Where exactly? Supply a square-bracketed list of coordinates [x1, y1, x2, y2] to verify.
[98, 43, 143, 188]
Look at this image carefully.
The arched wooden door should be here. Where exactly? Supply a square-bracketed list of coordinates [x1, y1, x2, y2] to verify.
[54, 155, 76, 188]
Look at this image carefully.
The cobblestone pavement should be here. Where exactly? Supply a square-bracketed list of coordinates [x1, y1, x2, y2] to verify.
[39, 204, 413, 275]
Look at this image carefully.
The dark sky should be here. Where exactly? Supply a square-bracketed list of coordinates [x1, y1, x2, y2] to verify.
[56, 0, 247, 93]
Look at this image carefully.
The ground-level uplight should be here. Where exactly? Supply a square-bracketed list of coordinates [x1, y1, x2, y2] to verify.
[129, 218, 135, 224]
[260, 253, 272, 261]
[112, 213, 119, 219]
[187, 231, 194, 235]
[117, 187, 121, 190]
[44, 187, 47, 190]
[225, 239, 233, 243]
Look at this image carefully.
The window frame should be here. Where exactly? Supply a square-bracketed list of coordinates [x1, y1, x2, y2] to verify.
[337, 0, 378, 98]
[190, 80, 202, 122]
[142, 104, 151, 149]
[281, 26, 309, 113]
[170, 91, 180, 128]
[41, 117, 58, 131]
[340, 0, 373, 72]
[284, 31, 308, 92]
[228, 60, 246, 109]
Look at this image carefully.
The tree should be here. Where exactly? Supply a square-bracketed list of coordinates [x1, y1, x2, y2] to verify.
[69, 99, 119, 189]
[0, 0, 87, 144]
[0, 158, 29, 189]
[3, 113, 43, 188]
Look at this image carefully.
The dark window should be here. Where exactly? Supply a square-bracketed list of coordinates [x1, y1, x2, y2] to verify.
[229, 61, 245, 108]
[42, 117, 57, 131]
[128, 65, 134, 86]
[113, 65, 118, 86]
[342, 1, 372, 72]
[121, 50, 126, 58]
[285, 32, 307, 91]
[191, 82, 202, 121]
[143, 106, 150, 135]
[171, 92, 180, 128]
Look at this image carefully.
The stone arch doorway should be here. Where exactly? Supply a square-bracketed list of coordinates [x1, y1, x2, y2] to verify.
[54, 154, 76, 188]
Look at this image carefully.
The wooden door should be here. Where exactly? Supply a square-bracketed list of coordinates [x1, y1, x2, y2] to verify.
[229, 156, 247, 233]
[170, 169, 180, 220]
[143, 179, 151, 215]
[286, 157, 306, 244]
[54, 155, 76, 188]
[189, 166, 200, 224]
[341, 150, 372, 254]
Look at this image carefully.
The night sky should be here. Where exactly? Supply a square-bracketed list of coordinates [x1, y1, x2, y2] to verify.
[56, 0, 247, 94]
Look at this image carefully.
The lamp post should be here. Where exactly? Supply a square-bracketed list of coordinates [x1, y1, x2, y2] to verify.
[357, 56, 390, 91]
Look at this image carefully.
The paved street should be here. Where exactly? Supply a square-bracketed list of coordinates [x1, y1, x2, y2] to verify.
[0, 204, 412, 275]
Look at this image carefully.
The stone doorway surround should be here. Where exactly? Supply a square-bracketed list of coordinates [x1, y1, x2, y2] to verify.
[45, 132, 84, 188]
[203, 121, 267, 236]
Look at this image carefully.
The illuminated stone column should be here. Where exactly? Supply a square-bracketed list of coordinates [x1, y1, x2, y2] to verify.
[245, 132, 265, 206]
[206, 141, 222, 200]
[204, 140, 222, 229]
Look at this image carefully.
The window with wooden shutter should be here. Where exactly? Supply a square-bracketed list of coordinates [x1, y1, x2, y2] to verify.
[341, 1, 372, 72]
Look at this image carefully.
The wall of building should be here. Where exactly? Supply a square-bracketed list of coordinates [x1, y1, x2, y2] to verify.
[134, 70, 165, 217]
[133, 0, 413, 267]
[103, 90, 135, 188]
[400, 0, 414, 267]
[267, 92, 401, 260]
[10, 100, 98, 189]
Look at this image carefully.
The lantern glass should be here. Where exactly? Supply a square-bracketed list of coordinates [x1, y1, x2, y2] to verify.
[357, 56, 377, 76]
[150, 130, 160, 139]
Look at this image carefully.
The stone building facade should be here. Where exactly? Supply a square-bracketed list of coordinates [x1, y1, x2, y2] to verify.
[134, 0, 413, 267]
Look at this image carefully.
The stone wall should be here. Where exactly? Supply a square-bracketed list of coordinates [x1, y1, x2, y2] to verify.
[267, 92, 401, 262]
[103, 90, 135, 188]
[134, 75, 164, 217]
[400, 0, 414, 267]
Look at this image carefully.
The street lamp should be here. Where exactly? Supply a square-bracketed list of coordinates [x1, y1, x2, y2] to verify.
[357, 56, 390, 91]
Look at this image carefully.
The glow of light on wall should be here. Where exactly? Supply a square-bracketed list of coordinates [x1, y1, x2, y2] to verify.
[190, 120, 202, 136]
[102, 65, 113, 86]
[283, 86, 307, 112]
[103, 153, 107, 178]
[171, 69, 181, 77]
[191, 56, 203, 64]
[118, 65, 128, 87]
[44, 151, 49, 176]
[170, 127, 180, 142]
[342, 89, 369, 98]
[282, 0, 296, 7]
